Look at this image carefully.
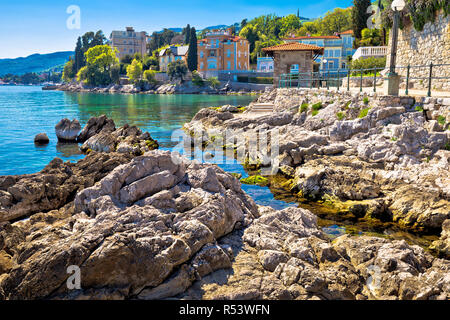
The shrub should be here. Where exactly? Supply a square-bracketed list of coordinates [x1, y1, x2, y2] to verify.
[191, 71, 204, 87]
[312, 110, 319, 117]
[363, 97, 369, 105]
[350, 57, 386, 76]
[312, 102, 323, 111]
[336, 112, 345, 120]
[415, 105, 424, 112]
[358, 107, 371, 118]
[300, 103, 309, 113]
[206, 77, 220, 89]
[437, 115, 446, 126]
[127, 59, 143, 84]
[143, 70, 158, 85]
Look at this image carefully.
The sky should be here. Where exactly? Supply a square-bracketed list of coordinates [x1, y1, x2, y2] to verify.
[0, 0, 353, 59]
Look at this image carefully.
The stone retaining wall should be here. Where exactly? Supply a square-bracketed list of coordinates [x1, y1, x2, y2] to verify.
[387, 11, 450, 91]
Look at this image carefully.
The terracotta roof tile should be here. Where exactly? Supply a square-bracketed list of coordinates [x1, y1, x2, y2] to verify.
[283, 35, 340, 40]
[262, 42, 324, 54]
[339, 30, 354, 35]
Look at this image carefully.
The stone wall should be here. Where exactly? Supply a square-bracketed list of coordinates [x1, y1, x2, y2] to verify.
[387, 11, 450, 91]
[273, 51, 314, 88]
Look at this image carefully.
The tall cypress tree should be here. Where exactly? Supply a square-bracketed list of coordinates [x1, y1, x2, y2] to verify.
[187, 28, 198, 72]
[74, 37, 84, 73]
[184, 24, 191, 45]
[352, 0, 372, 39]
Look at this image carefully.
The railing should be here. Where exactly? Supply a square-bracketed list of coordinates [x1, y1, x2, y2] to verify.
[278, 63, 450, 97]
[352, 46, 388, 60]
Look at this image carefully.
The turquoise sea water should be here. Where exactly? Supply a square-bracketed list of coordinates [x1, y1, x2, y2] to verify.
[0, 85, 296, 210]
[0, 86, 435, 246]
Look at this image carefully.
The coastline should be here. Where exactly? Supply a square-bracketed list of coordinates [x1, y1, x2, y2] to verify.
[45, 82, 269, 96]
[0, 89, 449, 300]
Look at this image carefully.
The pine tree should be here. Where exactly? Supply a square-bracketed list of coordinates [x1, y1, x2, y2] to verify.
[184, 24, 191, 45]
[352, 0, 372, 39]
[297, 9, 300, 18]
[74, 37, 84, 73]
[187, 28, 198, 72]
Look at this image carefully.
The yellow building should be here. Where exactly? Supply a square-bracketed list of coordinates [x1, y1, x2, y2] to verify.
[158, 45, 189, 72]
[110, 27, 148, 60]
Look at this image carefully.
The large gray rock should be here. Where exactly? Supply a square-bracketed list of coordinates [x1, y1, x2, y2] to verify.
[77, 115, 116, 142]
[55, 118, 81, 142]
[0, 150, 259, 300]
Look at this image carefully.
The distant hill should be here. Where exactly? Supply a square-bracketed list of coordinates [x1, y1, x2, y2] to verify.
[0, 51, 74, 76]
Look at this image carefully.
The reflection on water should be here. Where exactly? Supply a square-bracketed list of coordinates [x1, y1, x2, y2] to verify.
[56, 142, 83, 158]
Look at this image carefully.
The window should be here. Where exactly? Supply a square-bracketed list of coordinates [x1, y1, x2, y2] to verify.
[227, 61, 231, 69]
[200, 62, 204, 69]
[208, 63, 217, 69]
[227, 49, 231, 58]
[200, 51, 204, 58]
[334, 50, 341, 57]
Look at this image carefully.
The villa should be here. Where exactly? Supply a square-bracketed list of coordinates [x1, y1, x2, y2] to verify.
[110, 27, 148, 60]
[284, 30, 356, 71]
[159, 45, 189, 72]
[197, 29, 250, 77]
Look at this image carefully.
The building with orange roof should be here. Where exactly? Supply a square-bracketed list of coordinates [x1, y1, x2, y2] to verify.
[262, 42, 324, 87]
[197, 29, 250, 77]
[283, 30, 355, 71]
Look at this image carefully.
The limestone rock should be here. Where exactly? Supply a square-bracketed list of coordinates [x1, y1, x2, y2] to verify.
[55, 118, 81, 142]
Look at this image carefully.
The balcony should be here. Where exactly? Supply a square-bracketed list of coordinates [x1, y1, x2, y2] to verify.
[353, 46, 388, 60]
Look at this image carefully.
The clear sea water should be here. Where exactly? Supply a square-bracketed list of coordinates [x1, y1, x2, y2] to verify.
[0, 86, 436, 246]
[0, 85, 296, 210]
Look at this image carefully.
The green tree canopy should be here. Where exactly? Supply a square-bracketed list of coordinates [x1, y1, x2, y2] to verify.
[126, 59, 143, 84]
[77, 45, 119, 86]
[352, 0, 372, 39]
[167, 60, 188, 82]
[187, 28, 198, 72]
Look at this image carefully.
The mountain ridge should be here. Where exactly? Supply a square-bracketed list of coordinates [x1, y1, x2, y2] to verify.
[0, 51, 74, 76]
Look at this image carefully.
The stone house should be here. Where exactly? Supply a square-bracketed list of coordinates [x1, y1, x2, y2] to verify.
[262, 42, 324, 87]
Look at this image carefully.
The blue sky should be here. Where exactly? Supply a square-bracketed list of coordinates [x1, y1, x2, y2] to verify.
[0, 0, 353, 59]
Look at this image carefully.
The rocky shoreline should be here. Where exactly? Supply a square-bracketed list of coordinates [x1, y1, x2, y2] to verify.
[0, 90, 449, 300]
[46, 82, 265, 95]
[184, 88, 450, 257]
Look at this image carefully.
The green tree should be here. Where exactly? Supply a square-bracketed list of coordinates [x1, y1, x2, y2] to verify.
[191, 70, 204, 87]
[360, 28, 382, 46]
[167, 60, 188, 82]
[318, 8, 352, 35]
[352, 0, 372, 39]
[62, 59, 76, 82]
[279, 14, 302, 38]
[110, 65, 121, 84]
[77, 45, 119, 86]
[120, 54, 134, 64]
[74, 37, 84, 72]
[206, 77, 220, 89]
[126, 59, 143, 84]
[183, 24, 191, 44]
[143, 69, 158, 85]
[143, 55, 159, 71]
[187, 27, 198, 72]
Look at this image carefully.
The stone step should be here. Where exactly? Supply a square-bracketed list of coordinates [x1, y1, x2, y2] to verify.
[251, 103, 274, 113]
